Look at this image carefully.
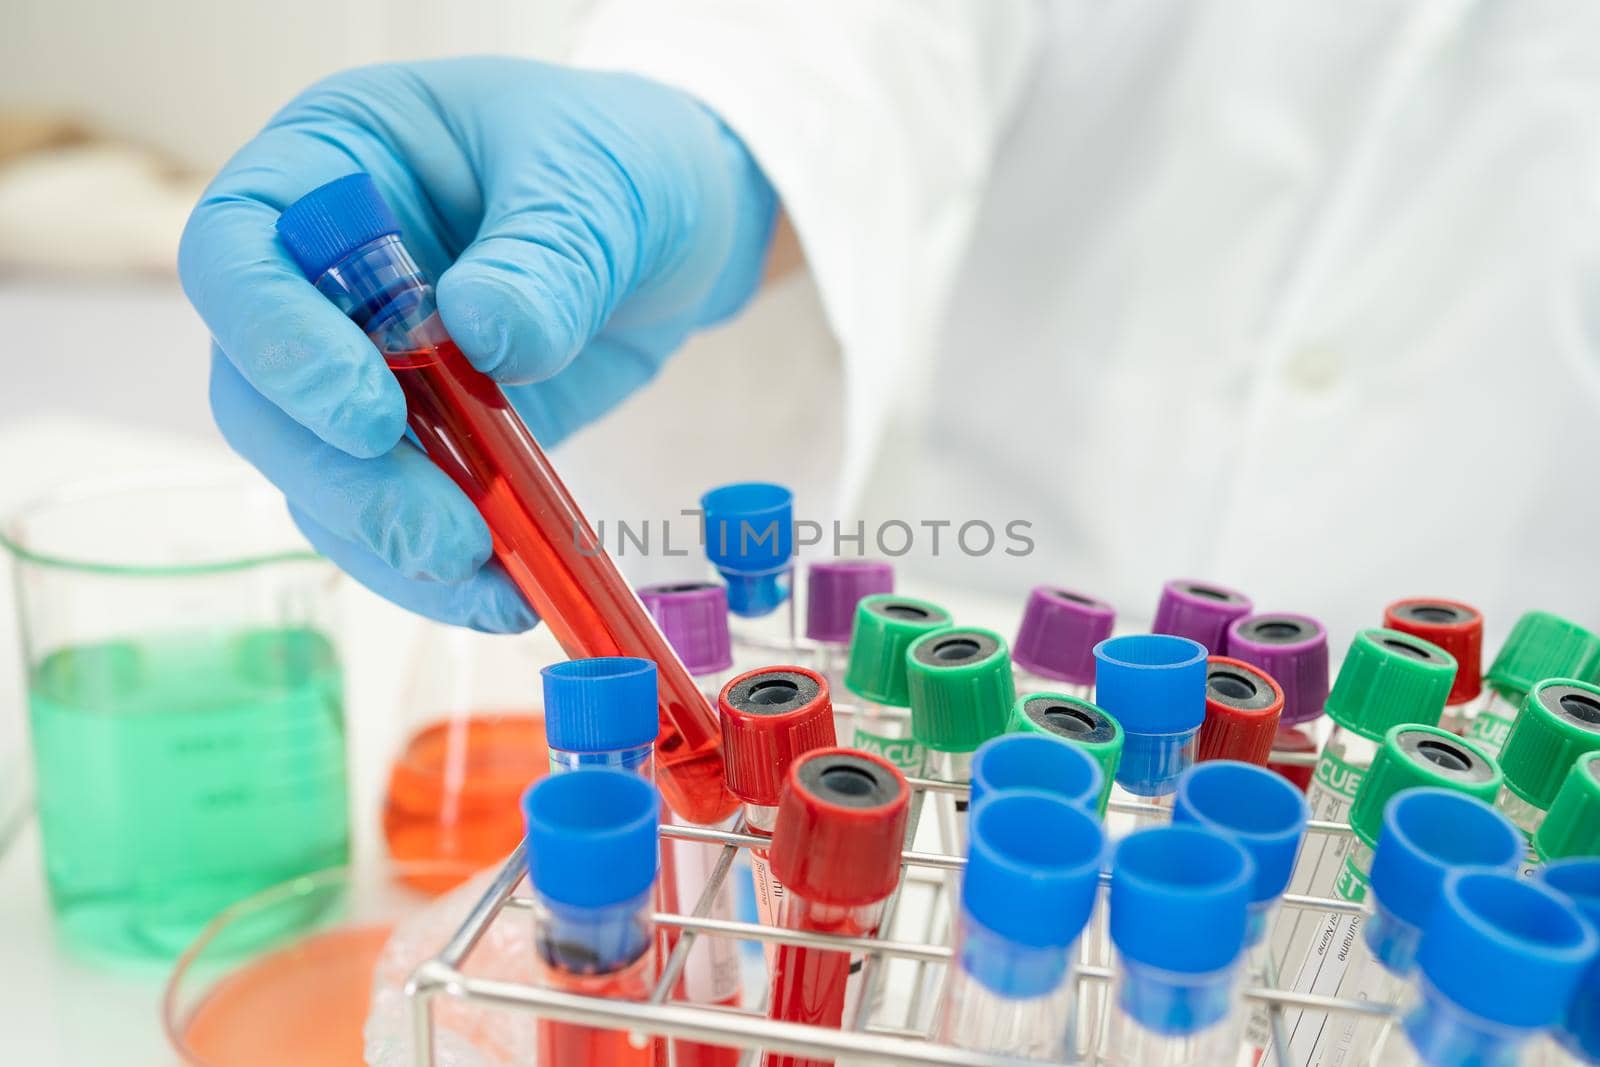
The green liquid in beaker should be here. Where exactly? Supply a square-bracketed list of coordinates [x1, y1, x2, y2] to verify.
[29, 626, 350, 960]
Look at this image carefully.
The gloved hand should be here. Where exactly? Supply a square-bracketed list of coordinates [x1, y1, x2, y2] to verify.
[180, 58, 777, 632]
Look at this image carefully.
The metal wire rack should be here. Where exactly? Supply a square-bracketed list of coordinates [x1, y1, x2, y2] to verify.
[403, 764, 1391, 1066]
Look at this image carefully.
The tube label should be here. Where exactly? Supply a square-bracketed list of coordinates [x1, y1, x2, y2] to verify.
[1465, 711, 1513, 757]
[850, 727, 924, 772]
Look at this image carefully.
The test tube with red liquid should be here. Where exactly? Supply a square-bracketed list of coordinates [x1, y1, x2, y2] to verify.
[276, 174, 735, 826]
[522, 768, 663, 1067]
[765, 748, 909, 1067]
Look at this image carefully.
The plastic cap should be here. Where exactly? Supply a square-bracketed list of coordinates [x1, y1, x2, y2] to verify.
[1151, 579, 1254, 653]
[1093, 634, 1209, 735]
[1225, 613, 1330, 727]
[275, 173, 401, 280]
[1348, 725, 1501, 848]
[638, 581, 733, 676]
[1324, 628, 1457, 741]
[1109, 826, 1254, 973]
[522, 768, 660, 909]
[1485, 611, 1600, 701]
[1368, 790, 1523, 936]
[1534, 752, 1600, 863]
[1197, 656, 1284, 765]
[1384, 599, 1484, 704]
[964, 791, 1104, 949]
[805, 560, 894, 644]
[541, 657, 659, 754]
[769, 748, 909, 906]
[906, 627, 1017, 752]
[844, 595, 953, 706]
[969, 734, 1104, 813]
[1500, 679, 1600, 811]
[1418, 870, 1599, 1030]
[1537, 859, 1600, 1061]
[1010, 694, 1123, 816]
[700, 483, 794, 617]
[1172, 761, 1308, 905]
[718, 666, 837, 807]
[1012, 587, 1115, 685]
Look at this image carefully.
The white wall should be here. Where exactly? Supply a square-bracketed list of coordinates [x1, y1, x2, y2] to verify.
[0, 0, 590, 171]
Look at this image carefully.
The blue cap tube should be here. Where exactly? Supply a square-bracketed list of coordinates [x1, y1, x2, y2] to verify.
[701, 482, 794, 617]
[1363, 789, 1524, 979]
[1108, 826, 1253, 1036]
[522, 768, 662, 974]
[1402, 871, 1599, 1065]
[542, 657, 659, 775]
[1172, 761, 1308, 945]
[968, 734, 1104, 815]
[1093, 635, 1207, 797]
[1537, 858, 1600, 1062]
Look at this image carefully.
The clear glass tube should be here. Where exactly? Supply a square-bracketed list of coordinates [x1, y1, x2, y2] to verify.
[533, 889, 657, 1067]
[1462, 687, 1522, 760]
[1496, 785, 1547, 839]
[936, 917, 1076, 1059]
[845, 698, 924, 774]
[549, 742, 655, 777]
[1096, 954, 1242, 1067]
[921, 749, 975, 857]
[1014, 667, 1092, 703]
[765, 894, 890, 1067]
[1383, 976, 1539, 1067]
[728, 564, 798, 658]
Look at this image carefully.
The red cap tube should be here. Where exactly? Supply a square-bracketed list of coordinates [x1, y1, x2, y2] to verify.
[769, 748, 909, 907]
[718, 666, 837, 808]
[1198, 656, 1284, 765]
[1383, 598, 1483, 705]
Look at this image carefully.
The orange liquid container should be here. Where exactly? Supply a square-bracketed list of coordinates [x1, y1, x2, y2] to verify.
[383, 712, 549, 892]
[389, 340, 736, 826]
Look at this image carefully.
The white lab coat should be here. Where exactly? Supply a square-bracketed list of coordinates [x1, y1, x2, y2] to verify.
[556, 0, 1600, 651]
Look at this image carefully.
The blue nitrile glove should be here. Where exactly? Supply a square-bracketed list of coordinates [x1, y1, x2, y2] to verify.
[180, 58, 777, 632]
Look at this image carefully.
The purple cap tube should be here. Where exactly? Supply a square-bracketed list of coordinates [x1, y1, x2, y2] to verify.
[637, 581, 734, 677]
[805, 560, 895, 644]
[1013, 587, 1116, 686]
[1225, 613, 1330, 727]
[1152, 579, 1254, 653]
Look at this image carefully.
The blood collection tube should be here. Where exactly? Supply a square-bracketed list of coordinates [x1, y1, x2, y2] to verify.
[1197, 656, 1283, 766]
[803, 560, 893, 709]
[841, 594, 952, 774]
[543, 658, 659, 776]
[1009, 693, 1124, 819]
[1090, 634, 1208, 821]
[1151, 578, 1253, 653]
[1309, 791, 1525, 1067]
[905, 626, 1017, 855]
[521, 767, 662, 1067]
[968, 733, 1103, 814]
[701, 483, 796, 654]
[1011, 586, 1115, 699]
[1384, 871, 1597, 1067]
[276, 175, 734, 826]
[1096, 825, 1254, 1066]
[1538, 858, 1600, 1066]
[1226, 612, 1329, 792]
[638, 581, 735, 701]
[935, 791, 1104, 1059]
[1267, 628, 1455, 967]
[1534, 751, 1600, 865]
[1384, 598, 1484, 736]
[1275, 724, 1503, 1067]
[1495, 678, 1600, 844]
[718, 667, 836, 939]
[1463, 610, 1600, 759]
[764, 748, 909, 1067]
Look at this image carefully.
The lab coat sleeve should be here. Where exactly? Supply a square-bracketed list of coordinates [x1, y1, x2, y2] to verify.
[571, 0, 1042, 511]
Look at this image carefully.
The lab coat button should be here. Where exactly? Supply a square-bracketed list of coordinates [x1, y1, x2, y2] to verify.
[1283, 346, 1343, 392]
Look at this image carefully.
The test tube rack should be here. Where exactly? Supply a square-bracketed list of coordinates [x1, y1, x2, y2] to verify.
[403, 747, 1386, 1067]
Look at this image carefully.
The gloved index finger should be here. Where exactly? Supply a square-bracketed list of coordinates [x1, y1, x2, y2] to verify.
[178, 133, 408, 460]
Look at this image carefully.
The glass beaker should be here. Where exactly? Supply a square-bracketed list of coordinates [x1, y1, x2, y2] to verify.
[381, 624, 554, 893]
[1, 473, 349, 961]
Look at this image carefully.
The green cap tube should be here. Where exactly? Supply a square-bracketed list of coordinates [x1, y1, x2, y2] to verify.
[1010, 693, 1124, 817]
[1500, 679, 1600, 812]
[905, 627, 1016, 753]
[843, 594, 952, 706]
[1325, 628, 1457, 742]
[1534, 751, 1600, 862]
[1347, 724, 1502, 848]
[1484, 611, 1600, 701]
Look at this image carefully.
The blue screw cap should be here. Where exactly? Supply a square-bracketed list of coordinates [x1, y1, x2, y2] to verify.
[1538, 858, 1600, 1061]
[1093, 635, 1207, 795]
[700, 482, 794, 617]
[522, 768, 660, 909]
[969, 734, 1103, 814]
[1418, 870, 1599, 1031]
[1172, 761, 1308, 908]
[541, 657, 658, 754]
[963, 791, 1103, 957]
[1110, 825, 1253, 974]
[275, 173, 401, 280]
